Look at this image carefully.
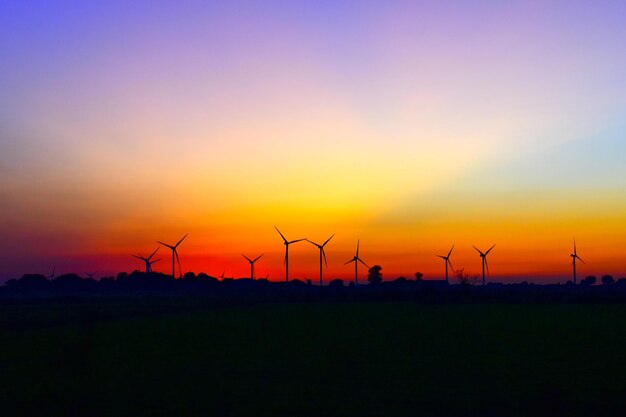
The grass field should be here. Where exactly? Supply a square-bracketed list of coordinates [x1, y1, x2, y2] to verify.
[2, 300, 626, 416]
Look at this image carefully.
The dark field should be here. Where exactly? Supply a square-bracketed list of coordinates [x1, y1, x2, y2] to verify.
[2, 299, 626, 416]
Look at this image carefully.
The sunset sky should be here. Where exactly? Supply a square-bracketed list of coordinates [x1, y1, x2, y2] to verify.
[1, 1, 625, 283]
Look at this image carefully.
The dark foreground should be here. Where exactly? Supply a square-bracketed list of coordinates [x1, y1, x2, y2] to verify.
[2, 299, 626, 416]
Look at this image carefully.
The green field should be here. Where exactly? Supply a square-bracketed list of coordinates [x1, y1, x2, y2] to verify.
[2, 300, 626, 416]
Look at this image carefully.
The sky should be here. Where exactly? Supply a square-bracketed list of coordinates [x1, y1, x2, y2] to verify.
[1, 0, 625, 283]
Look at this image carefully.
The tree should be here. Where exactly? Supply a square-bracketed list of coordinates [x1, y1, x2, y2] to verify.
[580, 275, 596, 286]
[601, 275, 615, 285]
[368, 265, 383, 285]
[456, 268, 479, 286]
[329, 279, 344, 288]
[414, 272, 424, 282]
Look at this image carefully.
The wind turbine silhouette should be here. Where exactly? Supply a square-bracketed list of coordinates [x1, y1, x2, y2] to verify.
[473, 244, 495, 286]
[436, 245, 454, 284]
[157, 234, 188, 278]
[275, 226, 305, 282]
[85, 271, 97, 279]
[48, 266, 56, 280]
[345, 240, 369, 286]
[571, 239, 585, 285]
[242, 254, 263, 280]
[307, 234, 335, 286]
[132, 247, 161, 273]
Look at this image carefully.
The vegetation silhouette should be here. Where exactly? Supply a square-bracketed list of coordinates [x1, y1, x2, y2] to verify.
[456, 268, 480, 286]
[5, 268, 626, 303]
[580, 275, 597, 286]
[602, 275, 615, 285]
[367, 265, 383, 285]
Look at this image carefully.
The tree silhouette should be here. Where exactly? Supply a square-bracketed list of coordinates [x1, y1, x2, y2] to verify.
[367, 265, 383, 285]
[601, 275, 615, 285]
[456, 268, 479, 286]
[580, 275, 596, 286]
[414, 272, 424, 282]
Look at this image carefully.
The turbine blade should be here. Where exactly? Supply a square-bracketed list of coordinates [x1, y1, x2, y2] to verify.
[322, 248, 328, 267]
[132, 254, 144, 260]
[577, 255, 585, 264]
[437, 255, 446, 260]
[242, 254, 252, 262]
[486, 244, 496, 255]
[472, 246, 482, 255]
[175, 234, 188, 248]
[357, 258, 369, 268]
[345, 259, 355, 265]
[447, 259, 454, 271]
[175, 249, 182, 277]
[148, 247, 160, 260]
[157, 241, 174, 249]
[151, 258, 161, 265]
[274, 226, 288, 243]
[485, 259, 490, 277]
[447, 244, 455, 258]
[253, 254, 264, 262]
[306, 239, 321, 248]
[323, 234, 335, 247]
[356, 240, 360, 257]
[289, 238, 306, 244]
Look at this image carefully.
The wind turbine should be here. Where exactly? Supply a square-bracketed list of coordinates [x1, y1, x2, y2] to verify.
[132, 247, 161, 273]
[48, 266, 56, 280]
[473, 244, 495, 286]
[345, 240, 369, 286]
[85, 271, 97, 279]
[307, 234, 335, 286]
[571, 239, 585, 285]
[436, 244, 454, 284]
[242, 254, 264, 280]
[157, 234, 188, 278]
[275, 226, 305, 282]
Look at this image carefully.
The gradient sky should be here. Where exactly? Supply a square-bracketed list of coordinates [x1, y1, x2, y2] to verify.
[1, 1, 625, 283]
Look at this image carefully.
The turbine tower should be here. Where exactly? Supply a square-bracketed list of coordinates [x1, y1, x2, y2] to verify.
[345, 240, 369, 286]
[307, 234, 335, 286]
[436, 244, 454, 284]
[473, 244, 495, 286]
[571, 239, 585, 285]
[157, 234, 188, 278]
[132, 247, 161, 273]
[275, 226, 305, 282]
[242, 254, 264, 280]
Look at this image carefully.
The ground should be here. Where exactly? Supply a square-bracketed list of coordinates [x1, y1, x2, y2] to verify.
[2, 299, 626, 416]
